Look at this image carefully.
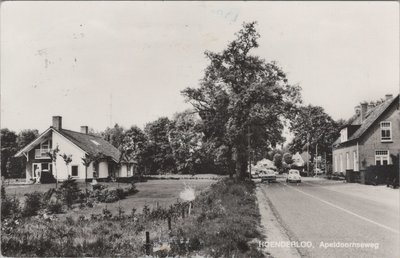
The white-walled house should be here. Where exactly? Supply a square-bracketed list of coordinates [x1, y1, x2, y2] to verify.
[14, 116, 136, 182]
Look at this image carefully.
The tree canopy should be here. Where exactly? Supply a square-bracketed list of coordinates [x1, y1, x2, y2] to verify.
[288, 105, 342, 158]
[182, 22, 302, 179]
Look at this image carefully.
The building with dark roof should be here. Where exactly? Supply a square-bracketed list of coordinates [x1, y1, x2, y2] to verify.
[14, 116, 135, 182]
[332, 94, 399, 175]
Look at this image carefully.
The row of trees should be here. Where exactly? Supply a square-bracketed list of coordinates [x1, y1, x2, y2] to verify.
[1, 129, 39, 178]
[1, 22, 344, 180]
[101, 110, 215, 175]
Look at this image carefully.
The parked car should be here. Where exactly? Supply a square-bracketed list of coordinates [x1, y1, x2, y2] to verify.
[286, 169, 301, 183]
[260, 169, 277, 183]
[251, 169, 260, 179]
[314, 168, 324, 175]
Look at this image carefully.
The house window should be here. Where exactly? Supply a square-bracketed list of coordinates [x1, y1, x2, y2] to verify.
[71, 165, 79, 177]
[380, 122, 392, 142]
[339, 154, 343, 172]
[334, 155, 337, 172]
[375, 150, 389, 166]
[340, 128, 348, 143]
[346, 153, 350, 170]
[353, 151, 358, 171]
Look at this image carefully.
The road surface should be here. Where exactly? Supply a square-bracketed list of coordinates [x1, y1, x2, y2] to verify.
[257, 177, 400, 258]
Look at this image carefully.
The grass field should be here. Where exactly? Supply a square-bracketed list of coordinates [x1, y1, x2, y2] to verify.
[4, 179, 216, 218]
[2, 177, 263, 257]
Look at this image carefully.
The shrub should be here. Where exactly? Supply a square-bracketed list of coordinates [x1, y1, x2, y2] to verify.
[104, 189, 119, 203]
[102, 207, 112, 219]
[1, 184, 5, 199]
[115, 188, 126, 200]
[1, 196, 20, 219]
[40, 171, 56, 184]
[142, 203, 150, 218]
[131, 207, 137, 217]
[125, 182, 138, 195]
[46, 201, 63, 214]
[22, 191, 43, 217]
[59, 176, 81, 208]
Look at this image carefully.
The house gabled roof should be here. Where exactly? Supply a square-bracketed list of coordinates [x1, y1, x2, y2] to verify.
[347, 95, 398, 142]
[334, 94, 399, 147]
[57, 129, 121, 162]
[15, 127, 122, 162]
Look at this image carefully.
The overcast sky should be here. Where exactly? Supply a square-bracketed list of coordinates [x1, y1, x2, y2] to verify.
[1, 1, 398, 134]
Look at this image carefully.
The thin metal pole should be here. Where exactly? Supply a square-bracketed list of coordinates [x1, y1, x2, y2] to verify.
[248, 125, 251, 179]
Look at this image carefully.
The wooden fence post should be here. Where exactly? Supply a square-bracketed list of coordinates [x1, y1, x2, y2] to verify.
[145, 231, 150, 255]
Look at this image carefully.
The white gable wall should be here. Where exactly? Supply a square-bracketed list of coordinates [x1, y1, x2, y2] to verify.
[52, 131, 92, 180]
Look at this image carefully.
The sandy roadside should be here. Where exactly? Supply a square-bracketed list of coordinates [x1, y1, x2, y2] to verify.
[256, 185, 301, 258]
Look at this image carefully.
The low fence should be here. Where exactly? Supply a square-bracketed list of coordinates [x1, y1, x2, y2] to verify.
[346, 165, 399, 185]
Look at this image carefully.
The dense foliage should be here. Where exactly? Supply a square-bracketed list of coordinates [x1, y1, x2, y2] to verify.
[289, 105, 344, 159]
[1, 178, 263, 257]
[1, 129, 38, 178]
[182, 22, 302, 179]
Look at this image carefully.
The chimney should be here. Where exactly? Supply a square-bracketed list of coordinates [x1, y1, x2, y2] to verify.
[52, 116, 62, 130]
[367, 102, 375, 111]
[80, 126, 88, 134]
[354, 105, 361, 115]
[385, 94, 393, 100]
[360, 102, 368, 122]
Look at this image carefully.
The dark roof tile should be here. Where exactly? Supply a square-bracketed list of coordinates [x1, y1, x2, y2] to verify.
[57, 129, 121, 161]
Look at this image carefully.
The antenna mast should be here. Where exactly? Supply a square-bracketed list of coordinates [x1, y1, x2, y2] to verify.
[109, 93, 113, 127]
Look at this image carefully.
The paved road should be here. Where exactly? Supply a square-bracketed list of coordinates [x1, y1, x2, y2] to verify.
[257, 177, 400, 258]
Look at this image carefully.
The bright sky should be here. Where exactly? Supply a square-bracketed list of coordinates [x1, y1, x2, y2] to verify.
[1, 1, 398, 134]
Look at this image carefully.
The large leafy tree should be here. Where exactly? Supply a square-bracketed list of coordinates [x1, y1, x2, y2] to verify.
[9, 129, 40, 178]
[169, 110, 204, 175]
[144, 117, 176, 174]
[1, 129, 18, 178]
[122, 125, 148, 173]
[288, 105, 342, 164]
[182, 22, 301, 179]
[103, 124, 125, 148]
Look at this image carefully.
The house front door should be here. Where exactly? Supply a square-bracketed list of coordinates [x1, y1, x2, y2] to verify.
[32, 163, 41, 179]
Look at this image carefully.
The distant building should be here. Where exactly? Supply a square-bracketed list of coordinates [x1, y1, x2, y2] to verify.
[332, 94, 399, 175]
[14, 116, 135, 182]
[256, 158, 276, 170]
[292, 152, 305, 167]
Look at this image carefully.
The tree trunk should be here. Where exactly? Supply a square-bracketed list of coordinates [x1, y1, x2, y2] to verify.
[234, 146, 248, 180]
[227, 146, 234, 178]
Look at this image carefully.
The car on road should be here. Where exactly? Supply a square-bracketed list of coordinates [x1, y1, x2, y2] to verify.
[286, 169, 301, 183]
[259, 168, 277, 183]
[313, 168, 324, 175]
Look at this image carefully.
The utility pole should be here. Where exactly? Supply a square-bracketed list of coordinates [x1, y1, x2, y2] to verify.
[307, 133, 310, 176]
[247, 125, 251, 179]
[315, 143, 318, 177]
[109, 93, 113, 127]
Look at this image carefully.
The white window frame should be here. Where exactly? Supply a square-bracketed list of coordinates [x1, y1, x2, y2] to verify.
[375, 150, 390, 166]
[339, 154, 343, 172]
[334, 155, 337, 172]
[340, 128, 348, 143]
[380, 121, 392, 142]
[346, 152, 350, 170]
[353, 151, 358, 171]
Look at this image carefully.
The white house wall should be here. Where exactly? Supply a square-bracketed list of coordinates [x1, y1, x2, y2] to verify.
[119, 164, 128, 177]
[52, 131, 88, 180]
[98, 161, 108, 178]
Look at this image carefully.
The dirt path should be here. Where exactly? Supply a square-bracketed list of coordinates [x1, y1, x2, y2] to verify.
[256, 184, 301, 258]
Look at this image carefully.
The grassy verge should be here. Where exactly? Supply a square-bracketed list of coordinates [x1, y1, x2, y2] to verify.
[171, 177, 264, 257]
[1, 178, 264, 257]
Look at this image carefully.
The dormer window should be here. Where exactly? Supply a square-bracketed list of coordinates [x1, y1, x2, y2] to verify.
[380, 121, 392, 142]
[340, 128, 348, 143]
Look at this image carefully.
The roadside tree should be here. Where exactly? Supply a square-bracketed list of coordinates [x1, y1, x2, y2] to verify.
[182, 22, 301, 180]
